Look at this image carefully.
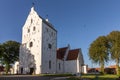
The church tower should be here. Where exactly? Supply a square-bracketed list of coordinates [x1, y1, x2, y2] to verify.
[19, 7, 57, 74]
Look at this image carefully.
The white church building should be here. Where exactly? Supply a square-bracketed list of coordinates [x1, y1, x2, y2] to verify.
[16, 7, 84, 74]
[56, 45, 84, 74]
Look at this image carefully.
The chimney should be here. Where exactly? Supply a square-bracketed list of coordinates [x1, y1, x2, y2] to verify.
[46, 18, 49, 22]
[45, 15, 49, 22]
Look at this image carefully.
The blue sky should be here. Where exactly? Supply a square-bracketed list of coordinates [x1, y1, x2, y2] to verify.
[0, 0, 120, 67]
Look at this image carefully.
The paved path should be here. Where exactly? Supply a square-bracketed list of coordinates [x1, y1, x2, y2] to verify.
[0, 75, 68, 80]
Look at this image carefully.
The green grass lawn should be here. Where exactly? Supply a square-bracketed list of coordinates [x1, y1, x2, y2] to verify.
[67, 74, 119, 80]
[34, 73, 119, 80]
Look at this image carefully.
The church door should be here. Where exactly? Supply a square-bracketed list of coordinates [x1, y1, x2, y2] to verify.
[21, 68, 23, 74]
[30, 68, 34, 74]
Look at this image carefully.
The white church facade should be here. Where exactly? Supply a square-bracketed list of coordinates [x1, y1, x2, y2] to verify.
[17, 7, 84, 74]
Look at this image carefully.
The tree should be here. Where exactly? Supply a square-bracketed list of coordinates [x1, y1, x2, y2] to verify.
[0, 40, 20, 74]
[89, 36, 109, 74]
[107, 31, 120, 75]
[0, 44, 4, 64]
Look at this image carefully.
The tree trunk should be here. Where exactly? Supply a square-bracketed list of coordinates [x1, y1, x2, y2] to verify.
[116, 58, 119, 75]
[5, 63, 10, 74]
[100, 61, 104, 74]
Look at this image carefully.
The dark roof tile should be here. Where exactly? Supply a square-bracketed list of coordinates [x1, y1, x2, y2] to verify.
[57, 47, 68, 60]
[66, 49, 79, 60]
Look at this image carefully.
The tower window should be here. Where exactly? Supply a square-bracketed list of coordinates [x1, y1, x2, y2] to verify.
[33, 26, 36, 31]
[48, 43, 52, 49]
[31, 19, 33, 24]
[49, 60, 51, 69]
[29, 42, 33, 47]
[28, 29, 30, 33]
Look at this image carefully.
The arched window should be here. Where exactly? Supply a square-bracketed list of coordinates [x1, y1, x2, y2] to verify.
[29, 42, 33, 47]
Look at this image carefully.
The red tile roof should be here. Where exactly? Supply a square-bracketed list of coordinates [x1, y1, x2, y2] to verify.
[66, 49, 79, 60]
[57, 47, 68, 60]
[109, 65, 117, 68]
[95, 68, 101, 71]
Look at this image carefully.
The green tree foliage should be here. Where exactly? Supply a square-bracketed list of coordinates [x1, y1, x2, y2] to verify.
[107, 31, 120, 75]
[89, 36, 109, 74]
[0, 40, 20, 74]
[0, 44, 4, 64]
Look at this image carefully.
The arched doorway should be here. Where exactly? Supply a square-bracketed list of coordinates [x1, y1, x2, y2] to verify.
[30, 68, 34, 74]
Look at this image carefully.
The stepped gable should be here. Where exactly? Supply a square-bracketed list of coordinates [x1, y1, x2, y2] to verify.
[66, 49, 79, 60]
[57, 47, 68, 60]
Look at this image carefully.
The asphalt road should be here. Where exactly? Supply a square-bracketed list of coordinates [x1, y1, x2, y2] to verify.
[0, 75, 68, 80]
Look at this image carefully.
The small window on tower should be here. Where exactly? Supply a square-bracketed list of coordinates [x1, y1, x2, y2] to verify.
[33, 26, 36, 31]
[29, 42, 33, 47]
[48, 43, 52, 49]
[28, 29, 30, 33]
[31, 19, 33, 24]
